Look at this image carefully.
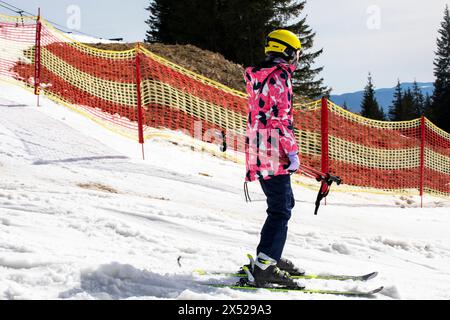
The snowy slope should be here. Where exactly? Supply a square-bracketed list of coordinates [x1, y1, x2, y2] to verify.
[63, 33, 123, 45]
[0, 82, 449, 300]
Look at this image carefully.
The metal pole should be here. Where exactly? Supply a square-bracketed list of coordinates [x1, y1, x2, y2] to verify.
[34, 8, 42, 107]
[321, 97, 329, 174]
[135, 43, 145, 160]
[321, 97, 329, 206]
[420, 116, 426, 208]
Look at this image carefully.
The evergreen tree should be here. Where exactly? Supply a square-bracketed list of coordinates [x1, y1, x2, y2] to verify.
[342, 101, 349, 110]
[424, 93, 433, 118]
[431, 5, 450, 132]
[412, 80, 425, 116]
[401, 89, 420, 120]
[145, 0, 272, 63]
[144, 0, 329, 100]
[145, 0, 171, 43]
[389, 80, 425, 121]
[145, 1, 222, 50]
[389, 80, 403, 121]
[270, 1, 330, 99]
[360, 73, 385, 120]
[214, 0, 273, 66]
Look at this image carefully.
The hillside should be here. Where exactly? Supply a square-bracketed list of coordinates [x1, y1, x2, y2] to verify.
[331, 82, 434, 114]
[90, 42, 433, 113]
[86, 42, 313, 104]
[88, 42, 247, 93]
[1, 81, 450, 300]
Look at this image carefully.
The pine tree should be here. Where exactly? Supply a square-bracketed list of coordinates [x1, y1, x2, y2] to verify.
[360, 73, 385, 120]
[144, 0, 329, 100]
[412, 80, 425, 116]
[389, 80, 403, 121]
[268, 1, 330, 99]
[145, 1, 222, 49]
[389, 81, 422, 121]
[431, 5, 450, 132]
[145, 0, 172, 43]
[424, 93, 433, 118]
[144, 0, 272, 62]
[214, 0, 273, 66]
[401, 89, 420, 120]
[342, 101, 349, 110]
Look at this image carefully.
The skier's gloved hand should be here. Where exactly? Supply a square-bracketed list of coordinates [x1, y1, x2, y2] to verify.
[287, 152, 300, 173]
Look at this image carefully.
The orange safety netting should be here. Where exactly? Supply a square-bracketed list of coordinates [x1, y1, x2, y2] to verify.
[0, 15, 36, 82]
[1, 14, 449, 199]
[295, 100, 449, 198]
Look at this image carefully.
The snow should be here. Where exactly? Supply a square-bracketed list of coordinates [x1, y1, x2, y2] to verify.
[0, 81, 449, 300]
[62, 33, 123, 45]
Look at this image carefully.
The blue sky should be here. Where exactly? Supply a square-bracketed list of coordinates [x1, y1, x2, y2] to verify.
[1, 0, 448, 94]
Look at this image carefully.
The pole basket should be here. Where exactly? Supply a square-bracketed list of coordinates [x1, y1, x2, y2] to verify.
[300, 165, 342, 215]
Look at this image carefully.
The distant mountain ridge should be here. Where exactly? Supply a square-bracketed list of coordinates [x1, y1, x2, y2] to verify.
[330, 82, 434, 114]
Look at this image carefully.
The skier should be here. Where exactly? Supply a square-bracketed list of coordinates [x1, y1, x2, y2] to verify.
[243, 29, 304, 288]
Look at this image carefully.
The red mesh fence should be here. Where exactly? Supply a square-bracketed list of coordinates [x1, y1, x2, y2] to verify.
[0, 13, 449, 200]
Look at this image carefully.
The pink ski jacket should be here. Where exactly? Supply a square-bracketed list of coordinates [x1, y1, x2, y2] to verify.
[244, 58, 299, 182]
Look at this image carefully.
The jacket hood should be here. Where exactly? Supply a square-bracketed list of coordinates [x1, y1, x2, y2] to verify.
[245, 58, 296, 83]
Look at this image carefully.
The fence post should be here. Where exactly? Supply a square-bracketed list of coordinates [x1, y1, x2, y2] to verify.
[34, 8, 42, 107]
[420, 116, 426, 208]
[135, 43, 145, 160]
[321, 97, 329, 174]
[321, 97, 330, 206]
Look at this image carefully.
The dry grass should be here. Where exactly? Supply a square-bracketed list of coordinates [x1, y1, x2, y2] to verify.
[87, 42, 246, 92]
[77, 182, 119, 194]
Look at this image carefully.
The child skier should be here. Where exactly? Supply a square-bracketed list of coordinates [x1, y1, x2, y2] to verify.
[244, 29, 304, 288]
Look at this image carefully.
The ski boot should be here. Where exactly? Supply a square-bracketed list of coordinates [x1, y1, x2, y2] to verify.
[277, 257, 305, 276]
[238, 254, 305, 277]
[242, 253, 301, 289]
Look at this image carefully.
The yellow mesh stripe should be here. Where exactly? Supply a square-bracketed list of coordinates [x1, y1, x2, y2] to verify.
[293, 174, 449, 199]
[41, 48, 137, 106]
[142, 127, 245, 164]
[297, 130, 321, 156]
[295, 100, 321, 111]
[426, 117, 450, 140]
[0, 77, 34, 91]
[329, 136, 421, 170]
[0, 14, 36, 23]
[425, 148, 450, 175]
[423, 188, 450, 199]
[42, 89, 139, 140]
[0, 36, 34, 64]
[328, 100, 421, 129]
[41, 20, 136, 58]
[141, 79, 246, 131]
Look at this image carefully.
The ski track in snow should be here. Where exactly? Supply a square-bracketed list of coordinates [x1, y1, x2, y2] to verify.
[0, 85, 450, 300]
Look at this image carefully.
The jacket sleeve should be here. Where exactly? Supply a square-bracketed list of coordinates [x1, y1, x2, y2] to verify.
[267, 69, 299, 156]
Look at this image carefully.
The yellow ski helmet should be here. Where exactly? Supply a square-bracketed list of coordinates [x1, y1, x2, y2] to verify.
[265, 29, 302, 59]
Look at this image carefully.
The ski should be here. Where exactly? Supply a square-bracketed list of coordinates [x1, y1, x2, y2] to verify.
[207, 282, 384, 298]
[195, 269, 378, 282]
